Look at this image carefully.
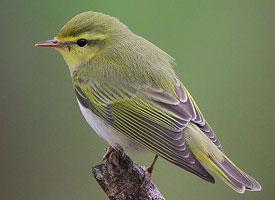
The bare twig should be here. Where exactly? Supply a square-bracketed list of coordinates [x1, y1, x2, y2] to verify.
[92, 149, 165, 200]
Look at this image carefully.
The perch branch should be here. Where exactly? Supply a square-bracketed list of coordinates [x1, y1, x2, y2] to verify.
[92, 149, 166, 200]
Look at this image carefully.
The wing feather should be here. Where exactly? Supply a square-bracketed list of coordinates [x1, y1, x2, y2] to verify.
[75, 81, 216, 182]
[175, 81, 222, 149]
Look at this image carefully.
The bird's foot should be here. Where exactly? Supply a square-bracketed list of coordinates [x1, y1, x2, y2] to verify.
[146, 154, 159, 178]
[102, 146, 115, 160]
[146, 166, 154, 178]
[141, 155, 159, 187]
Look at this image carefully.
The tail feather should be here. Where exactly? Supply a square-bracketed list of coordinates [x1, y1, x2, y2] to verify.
[184, 123, 261, 193]
[211, 155, 262, 193]
[242, 173, 262, 191]
[201, 155, 245, 193]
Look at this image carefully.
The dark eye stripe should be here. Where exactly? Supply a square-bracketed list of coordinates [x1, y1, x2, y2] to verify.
[60, 39, 102, 49]
[75, 39, 101, 47]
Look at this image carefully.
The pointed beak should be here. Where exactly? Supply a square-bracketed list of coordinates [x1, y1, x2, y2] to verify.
[35, 39, 60, 48]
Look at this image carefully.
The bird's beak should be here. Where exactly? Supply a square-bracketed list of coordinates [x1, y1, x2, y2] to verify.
[35, 39, 60, 48]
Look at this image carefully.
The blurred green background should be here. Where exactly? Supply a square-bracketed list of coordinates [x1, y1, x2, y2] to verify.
[1, 0, 275, 199]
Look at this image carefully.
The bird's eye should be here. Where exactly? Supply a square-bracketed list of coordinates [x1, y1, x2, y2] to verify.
[76, 39, 87, 47]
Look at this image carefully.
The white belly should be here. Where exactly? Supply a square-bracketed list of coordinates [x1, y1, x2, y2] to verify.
[77, 100, 145, 152]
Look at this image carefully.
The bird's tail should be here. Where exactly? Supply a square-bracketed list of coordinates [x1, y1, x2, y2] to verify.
[184, 124, 261, 193]
[208, 153, 262, 193]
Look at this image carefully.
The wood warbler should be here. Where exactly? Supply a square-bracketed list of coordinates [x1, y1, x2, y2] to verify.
[35, 11, 261, 193]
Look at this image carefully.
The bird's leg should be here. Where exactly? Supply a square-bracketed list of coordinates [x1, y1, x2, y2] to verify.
[146, 154, 159, 177]
[102, 145, 115, 160]
[141, 155, 159, 187]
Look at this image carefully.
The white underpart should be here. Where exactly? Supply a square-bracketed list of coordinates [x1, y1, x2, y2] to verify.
[77, 100, 145, 152]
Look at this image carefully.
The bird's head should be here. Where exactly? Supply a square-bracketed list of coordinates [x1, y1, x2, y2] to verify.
[35, 11, 130, 70]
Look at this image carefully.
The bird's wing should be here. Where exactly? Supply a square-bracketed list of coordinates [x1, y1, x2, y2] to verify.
[175, 83, 222, 149]
[75, 80, 217, 182]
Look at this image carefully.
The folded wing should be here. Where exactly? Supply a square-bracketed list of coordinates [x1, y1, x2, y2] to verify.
[75, 80, 219, 182]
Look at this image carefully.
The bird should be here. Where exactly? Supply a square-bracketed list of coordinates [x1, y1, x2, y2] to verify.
[35, 11, 261, 193]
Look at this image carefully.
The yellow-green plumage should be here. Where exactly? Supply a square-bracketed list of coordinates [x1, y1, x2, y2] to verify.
[36, 11, 261, 193]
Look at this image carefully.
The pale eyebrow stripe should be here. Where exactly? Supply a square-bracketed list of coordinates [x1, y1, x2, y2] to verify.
[56, 33, 106, 42]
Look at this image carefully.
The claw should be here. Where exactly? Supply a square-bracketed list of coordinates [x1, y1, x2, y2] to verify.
[102, 146, 115, 160]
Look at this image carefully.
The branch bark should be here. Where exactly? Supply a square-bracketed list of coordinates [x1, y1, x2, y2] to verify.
[92, 149, 166, 200]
